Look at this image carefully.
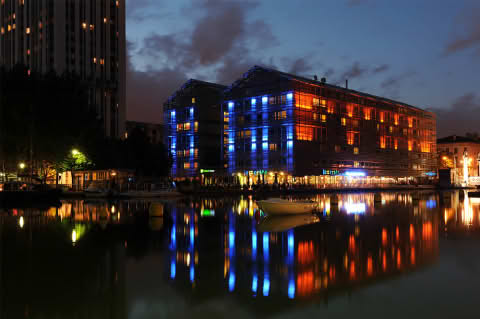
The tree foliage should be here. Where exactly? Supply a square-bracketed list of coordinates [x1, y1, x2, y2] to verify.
[0, 65, 172, 180]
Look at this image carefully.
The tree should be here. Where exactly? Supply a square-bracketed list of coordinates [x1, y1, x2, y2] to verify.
[0, 65, 104, 181]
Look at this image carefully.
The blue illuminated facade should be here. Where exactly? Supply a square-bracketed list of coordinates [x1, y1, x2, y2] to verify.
[222, 65, 436, 184]
[164, 79, 226, 178]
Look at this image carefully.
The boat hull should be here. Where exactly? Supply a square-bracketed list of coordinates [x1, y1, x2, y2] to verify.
[257, 199, 316, 215]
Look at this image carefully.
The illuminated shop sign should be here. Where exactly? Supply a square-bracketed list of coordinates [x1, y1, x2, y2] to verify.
[345, 170, 366, 177]
[424, 172, 436, 177]
[200, 169, 215, 173]
[244, 170, 268, 176]
[322, 169, 340, 176]
[201, 209, 215, 217]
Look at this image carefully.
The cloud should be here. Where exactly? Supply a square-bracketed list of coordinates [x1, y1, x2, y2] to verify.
[372, 64, 390, 74]
[380, 71, 416, 89]
[127, 0, 280, 123]
[444, 9, 480, 56]
[126, 40, 188, 123]
[428, 93, 480, 137]
[126, 0, 164, 22]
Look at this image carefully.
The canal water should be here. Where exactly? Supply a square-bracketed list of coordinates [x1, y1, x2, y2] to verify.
[0, 191, 479, 319]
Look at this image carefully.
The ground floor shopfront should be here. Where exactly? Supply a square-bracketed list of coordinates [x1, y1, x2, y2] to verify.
[232, 169, 435, 188]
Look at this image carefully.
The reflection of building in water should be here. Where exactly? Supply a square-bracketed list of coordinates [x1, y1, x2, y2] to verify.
[0, 211, 127, 318]
[443, 191, 480, 233]
[167, 194, 439, 301]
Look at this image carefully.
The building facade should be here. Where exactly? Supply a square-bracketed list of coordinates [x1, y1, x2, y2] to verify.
[437, 135, 480, 183]
[126, 120, 163, 144]
[223, 66, 437, 186]
[164, 79, 226, 179]
[0, 0, 126, 138]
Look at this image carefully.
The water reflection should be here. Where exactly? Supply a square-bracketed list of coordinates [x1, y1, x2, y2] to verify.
[442, 190, 480, 234]
[0, 191, 479, 318]
[168, 193, 440, 303]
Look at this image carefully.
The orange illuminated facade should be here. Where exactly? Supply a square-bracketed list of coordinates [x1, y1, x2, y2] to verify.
[223, 66, 437, 184]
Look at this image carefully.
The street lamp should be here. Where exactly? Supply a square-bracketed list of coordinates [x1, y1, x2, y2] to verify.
[18, 162, 26, 169]
[71, 149, 79, 190]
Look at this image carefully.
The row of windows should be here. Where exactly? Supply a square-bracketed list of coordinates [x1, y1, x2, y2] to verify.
[176, 149, 199, 158]
[176, 122, 198, 132]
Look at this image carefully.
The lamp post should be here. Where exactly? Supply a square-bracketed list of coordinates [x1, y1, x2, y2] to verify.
[477, 153, 480, 177]
[71, 149, 79, 191]
[18, 162, 26, 182]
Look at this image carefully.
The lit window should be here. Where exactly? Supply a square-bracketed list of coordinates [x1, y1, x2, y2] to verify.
[364, 108, 371, 120]
[194, 162, 198, 169]
[321, 114, 327, 123]
[394, 114, 399, 125]
[389, 126, 393, 133]
[194, 121, 198, 132]
[341, 118, 346, 126]
[82, 22, 87, 29]
[380, 136, 386, 149]
[192, 97, 196, 104]
[184, 162, 191, 169]
[313, 98, 320, 106]
[354, 161, 360, 167]
[347, 104, 353, 117]
[347, 131, 355, 145]
[184, 122, 191, 130]
[379, 112, 384, 123]
[408, 140, 413, 151]
[295, 93, 312, 110]
[354, 147, 359, 155]
[408, 117, 413, 128]
[394, 138, 398, 150]
[296, 125, 314, 141]
[25, 27, 30, 34]
[269, 144, 277, 151]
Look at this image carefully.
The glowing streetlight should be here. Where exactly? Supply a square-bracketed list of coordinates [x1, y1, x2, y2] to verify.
[72, 230, 77, 244]
[72, 149, 79, 156]
[18, 162, 26, 169]
[19, 216, 24, 228]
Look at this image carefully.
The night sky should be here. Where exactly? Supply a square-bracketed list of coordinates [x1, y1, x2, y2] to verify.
[126, 0, 480, 138]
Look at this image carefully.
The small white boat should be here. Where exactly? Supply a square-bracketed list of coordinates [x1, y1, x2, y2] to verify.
[256, 198, 317, 215]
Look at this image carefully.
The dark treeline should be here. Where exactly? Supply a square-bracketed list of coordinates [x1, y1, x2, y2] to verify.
[0, 65, 171, 182]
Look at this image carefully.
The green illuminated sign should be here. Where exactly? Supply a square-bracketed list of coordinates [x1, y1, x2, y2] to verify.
[200, 169, 215, 173]
[201, 209, 215, 217]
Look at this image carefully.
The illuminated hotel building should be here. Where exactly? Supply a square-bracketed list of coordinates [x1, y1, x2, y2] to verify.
[0, 0, 126, 138]
[223, 66, 437, 185]
[164, 79, 226, 178]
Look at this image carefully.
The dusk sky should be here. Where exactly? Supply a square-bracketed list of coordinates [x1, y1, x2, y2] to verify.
[126, 0, 480, 137]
